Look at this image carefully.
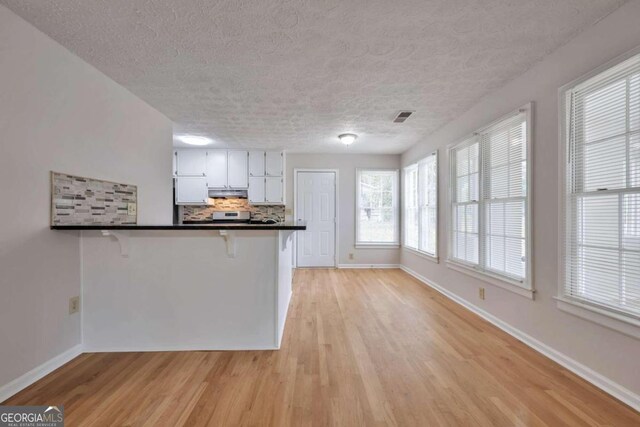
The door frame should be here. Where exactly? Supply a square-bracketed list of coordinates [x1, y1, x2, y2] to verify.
[293, 169, 339, 268]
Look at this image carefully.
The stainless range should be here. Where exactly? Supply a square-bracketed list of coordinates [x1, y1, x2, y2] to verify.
[211, 211, 251, 223]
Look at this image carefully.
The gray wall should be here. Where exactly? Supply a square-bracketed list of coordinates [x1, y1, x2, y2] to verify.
[286, 153, 401, 266]
[401, 1, 640, 396]
[0, 6, 172, 389]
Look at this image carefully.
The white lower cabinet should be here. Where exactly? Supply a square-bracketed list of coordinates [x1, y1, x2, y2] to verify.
[248, 177, 266, 204]
[175, 177, 209, 205]
[265, 177, 283, 204]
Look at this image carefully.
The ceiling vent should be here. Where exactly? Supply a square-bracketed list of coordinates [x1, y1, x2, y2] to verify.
[393, 111, 414, 123]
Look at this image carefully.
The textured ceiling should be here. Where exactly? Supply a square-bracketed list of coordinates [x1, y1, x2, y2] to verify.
[1, 0, 627, 153]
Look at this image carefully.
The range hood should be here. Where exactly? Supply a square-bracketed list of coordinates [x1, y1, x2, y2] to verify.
[208, 189, 248, 199]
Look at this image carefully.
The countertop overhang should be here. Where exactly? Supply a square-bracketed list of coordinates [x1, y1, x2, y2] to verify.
[50, 220, 306, 231]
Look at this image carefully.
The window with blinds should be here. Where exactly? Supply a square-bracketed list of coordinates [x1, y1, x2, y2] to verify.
[449, 106, 531, 289]
[404, 164, 419, 250]
[563, 53, 640, 319]
[403, 152, 438, 257]
[356, 169, 400, 246]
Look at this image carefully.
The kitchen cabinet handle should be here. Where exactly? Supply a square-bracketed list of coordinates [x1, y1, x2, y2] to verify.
[174, 152, 178, 175]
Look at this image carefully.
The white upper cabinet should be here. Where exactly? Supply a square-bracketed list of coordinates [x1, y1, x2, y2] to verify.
[248, 177, 266, 203]
[248, 151, 265, 177]
[246, 151, 285, 205]
[265, 152, 283, 177]
[265, 177, 283, 203]
[173, 149, 284, 205]
[227, 150, 249, 188]
[175, 177, 208, 205]
[206, 150, 227, 188]
[176, 149, 206, 176]
[249, 151, 282, 177]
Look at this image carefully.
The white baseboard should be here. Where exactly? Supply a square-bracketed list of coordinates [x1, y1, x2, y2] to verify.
[337, 264, 400, 269]
[81, 344, 279, 353]
[399, 265, 640, 412]
[0, 344, 83, 403]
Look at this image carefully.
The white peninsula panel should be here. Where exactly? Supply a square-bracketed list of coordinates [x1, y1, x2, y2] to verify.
[81, 230, 294, 351]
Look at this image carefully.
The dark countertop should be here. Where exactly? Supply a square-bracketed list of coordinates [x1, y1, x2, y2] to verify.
[50, 220, 307, 231]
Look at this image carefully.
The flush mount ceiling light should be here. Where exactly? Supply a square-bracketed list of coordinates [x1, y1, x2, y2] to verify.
[175, 134, 213, 146]
[338, 133, 358, 146]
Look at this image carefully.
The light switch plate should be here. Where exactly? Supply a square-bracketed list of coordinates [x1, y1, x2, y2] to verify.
[127, 203, 137, 216]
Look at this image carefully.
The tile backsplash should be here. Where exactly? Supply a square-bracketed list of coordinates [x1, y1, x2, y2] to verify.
[181, 198, 285, 222]
[51, 172, 137, 225]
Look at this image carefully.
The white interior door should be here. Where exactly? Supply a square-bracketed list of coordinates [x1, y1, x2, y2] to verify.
[296, 172, 336, 267]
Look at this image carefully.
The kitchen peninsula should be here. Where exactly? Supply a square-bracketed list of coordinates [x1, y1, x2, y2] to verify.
[53, 221, 305, 352]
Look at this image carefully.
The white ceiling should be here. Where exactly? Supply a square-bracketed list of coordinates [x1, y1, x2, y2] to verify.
[1, 0, 627, 153]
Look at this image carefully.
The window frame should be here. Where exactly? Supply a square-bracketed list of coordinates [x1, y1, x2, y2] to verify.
[446, 103, 534, 299]
[558, 47, 640, 337]
[355, 168, 400, 248]
[402, 151, 439, 261]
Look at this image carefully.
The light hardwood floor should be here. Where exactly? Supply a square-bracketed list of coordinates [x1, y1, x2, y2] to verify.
[4, 269, 639, 426]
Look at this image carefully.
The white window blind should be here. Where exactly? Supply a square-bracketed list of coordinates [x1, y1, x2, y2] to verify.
[449, 107, 530, 288]
[564, 53, 640, 319]
[451, 140, 480, 265]
[404, 165, 419, 249]
[356, 169, 400, 246]
[403, 152, 438, 257]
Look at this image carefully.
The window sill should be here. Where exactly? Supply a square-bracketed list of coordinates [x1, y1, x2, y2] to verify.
[355, 243, 400, 249]
[555, 296, 640, 340]
[402, 246, 439, 263]
[446, 260, 534, 299]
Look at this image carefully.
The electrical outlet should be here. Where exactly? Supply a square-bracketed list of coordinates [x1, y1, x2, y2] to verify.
[69, 296, 80, 314]
[479, 288, 485, 300]
[349, 253, 354, 260]
[127, 203, 137, 216]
